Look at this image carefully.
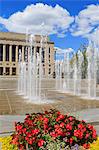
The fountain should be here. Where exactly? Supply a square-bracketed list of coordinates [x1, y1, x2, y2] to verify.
[17, 49, 22, 94]
[73, 54, 78, 95]
[17, 30, 55, 104]
[55, 48, 75, 93]
[77, 50, 83, 96]
[85, 40, 99, 99]
[17, 26, 99, 102]
[55, 41, 99, 100]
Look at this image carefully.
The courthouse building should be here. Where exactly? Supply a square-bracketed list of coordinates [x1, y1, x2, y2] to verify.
[0, 32, 55, 77]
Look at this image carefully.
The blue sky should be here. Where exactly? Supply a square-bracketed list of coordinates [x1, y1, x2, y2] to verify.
[0, 0, 98, 52]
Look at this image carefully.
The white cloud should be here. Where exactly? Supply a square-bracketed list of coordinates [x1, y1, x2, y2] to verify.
[0, 3, 74, 36]
[71, 4, 99, 44]
[55, 47, 74, 54]
[88, 27, 99, 46]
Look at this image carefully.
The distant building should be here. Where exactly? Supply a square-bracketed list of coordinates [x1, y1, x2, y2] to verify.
[0, 32, 55, 77]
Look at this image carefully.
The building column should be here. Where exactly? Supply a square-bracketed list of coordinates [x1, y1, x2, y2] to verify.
[45, 45, 49, 77]
[3, 67, 5, 75]
[9, 45, 12, 62]
[9, 45, 12, 75]
[16, 45, 18, 62]
[10, 67, 12, 76]
[22, 46, 24, 62]
[3, 45, 6, 75]
[34, 46, 36, 57]
[16, 46, 18, 76]
[3, 44, 5, 62]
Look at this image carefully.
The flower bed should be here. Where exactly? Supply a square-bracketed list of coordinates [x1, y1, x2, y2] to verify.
[0, 136, 99, 150]
[10, 109, 97, 150]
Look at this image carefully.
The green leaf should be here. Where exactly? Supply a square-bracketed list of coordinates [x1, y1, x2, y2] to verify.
[72, 136, 77, 142]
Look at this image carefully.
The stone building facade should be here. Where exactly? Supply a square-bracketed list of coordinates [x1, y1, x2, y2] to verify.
[0, 32, 55, 77]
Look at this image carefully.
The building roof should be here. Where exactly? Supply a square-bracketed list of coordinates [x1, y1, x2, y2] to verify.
[0, 32, 54, 44]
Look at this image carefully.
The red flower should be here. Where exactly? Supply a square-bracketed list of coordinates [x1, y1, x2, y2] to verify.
[83, 143, 90, 149]
[12, 136, 19, 145]
[69, 138, 73, 144]
[50, 131, 58, 138]
[38, 139, 45, 147]
[87, 124, 93, 130]
[74, 129, 83, 139]
[85, 133, 90, 139]
[32, 129, 40, 135]
[19, 144, 25, 150]
[78, 124, 84, 129]
[27, 119, 33, 126]
[59, 114, 65, 120]
[60, 122, 65, 128]
[57, 111, 61, 115]
[44, 124, 48, 131]
[22, 128, 26, 134]
[56, 128, 64, 136]
[56, 117, 60, 122]
[74, 130, 81, 138]
[28, 139, 33, 145]
[64, 119, 68, 123]
[66, 124, 72, 130]
[43, 117, 49, 124]
[54, 124, 60, 129]
[16, 125, 23, 131]
[25, 115, 30, 119]
[25, 137, 29, 141]
[56, 114, 65, 122]
[27, 132, 32, 138]
[82, 127, 86, 133]
[69, 116, 74, 121]
[92, 129, 97, 139]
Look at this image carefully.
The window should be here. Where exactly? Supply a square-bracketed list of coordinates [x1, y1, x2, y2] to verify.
[43, 68, 45, 75]
[36, 47, 40, 53]
[32, 46, 34, 55]
[6, 45, 9, 61]
[6, 67, 10, 75]
[0, 67, 3, 75]
[49, 47, 50, 54]
[37, 68, 39, 75]
[42, 49, 45, 63]
[12, 45, 16, 62]
[0, 44, 3, 61]
[49, 68, 51, 74]
[12, 68, 16, 75]
[49, 57, 50, 63]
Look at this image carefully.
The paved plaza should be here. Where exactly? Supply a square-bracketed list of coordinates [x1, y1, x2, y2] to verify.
[0, 78, 99, 115]
[0, 78, 99, 135]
